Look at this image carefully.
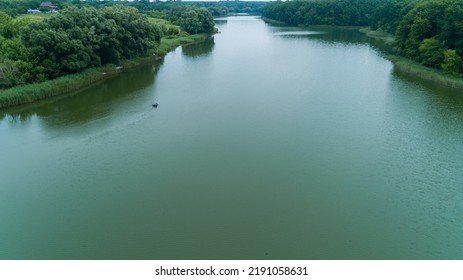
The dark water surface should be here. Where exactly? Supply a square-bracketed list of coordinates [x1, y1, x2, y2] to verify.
[1, 16, 463, 259]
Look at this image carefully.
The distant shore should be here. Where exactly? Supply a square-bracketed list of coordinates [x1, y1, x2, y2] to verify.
[0, 33, 211, 110]
[264, 19, 463, 91]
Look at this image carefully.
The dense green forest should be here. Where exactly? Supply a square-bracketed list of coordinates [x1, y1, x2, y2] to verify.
[263, 0, 463, 76]
[82, 1, 267, 17]
[0, 0, 267, 90]
[263, 0, 379, 26]
[0, 0, 266, 17]
[0, 1, 215, 88]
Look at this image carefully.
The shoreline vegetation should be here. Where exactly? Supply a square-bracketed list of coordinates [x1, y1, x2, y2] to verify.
[359, 28, 463, 90]
[0, 33, 210, 110]
[386, 55, 463, 89]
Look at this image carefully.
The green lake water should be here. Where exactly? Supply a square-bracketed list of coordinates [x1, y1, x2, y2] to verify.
[1, 16, 462, 259]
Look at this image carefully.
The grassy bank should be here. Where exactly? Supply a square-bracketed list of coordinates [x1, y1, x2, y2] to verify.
[0, 68, 108, 109]
[388, 55, 463, 89]
[0, 33, 210, 110]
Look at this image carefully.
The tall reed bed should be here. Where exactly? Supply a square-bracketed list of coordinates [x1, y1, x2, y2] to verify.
[0, 69, 104, 109]
[388, 55, 463, 90]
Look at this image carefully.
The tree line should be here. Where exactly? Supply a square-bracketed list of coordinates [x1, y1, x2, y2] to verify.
[81, 1, 267, 17]
[263, 0, 463, 76]
[0, 6, 161, 86]
[263, 0, 379, 26]
[0, 4, 215, 88]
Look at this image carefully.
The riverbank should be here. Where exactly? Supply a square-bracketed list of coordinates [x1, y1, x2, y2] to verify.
[359, 28, 463, 90]
[387, 55, 463, 90]
[0, 33, 211, 110]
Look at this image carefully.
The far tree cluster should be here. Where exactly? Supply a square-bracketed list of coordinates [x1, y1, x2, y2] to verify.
[0, 2, 216, 88]
[0, 6, 161, 86]
[179, 7, 214, 35]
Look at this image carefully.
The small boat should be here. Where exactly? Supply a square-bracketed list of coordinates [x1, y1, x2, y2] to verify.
[152, 103, 158, 108]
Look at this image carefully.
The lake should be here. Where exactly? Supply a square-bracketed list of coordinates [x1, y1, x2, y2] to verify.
[1, 16, 462, 259]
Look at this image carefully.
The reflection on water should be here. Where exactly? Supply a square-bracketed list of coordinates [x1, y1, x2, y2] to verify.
[1, 60, 163, 129]
[392, 67, 463, 97]
[182, 38, 215, 58]
[214, 17, 228, 26]
[269, 25, 395, 54]
[273, 31, 324, 36]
